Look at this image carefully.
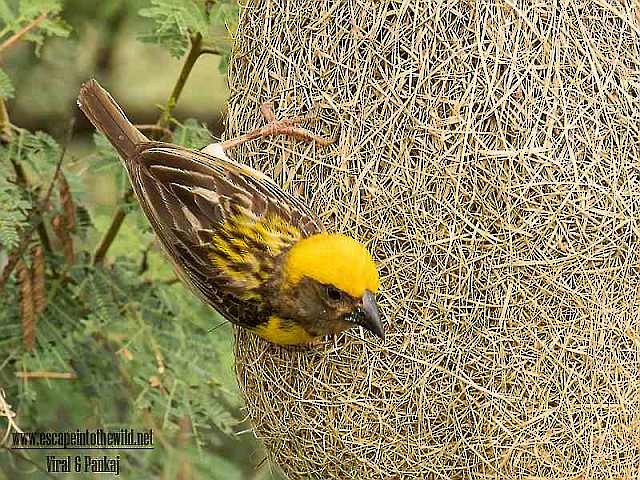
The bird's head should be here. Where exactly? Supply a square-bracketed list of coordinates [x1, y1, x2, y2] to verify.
[277, 233, 383, 340]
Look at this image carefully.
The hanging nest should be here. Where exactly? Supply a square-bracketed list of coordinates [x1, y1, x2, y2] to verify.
[226, 1, 640, 478]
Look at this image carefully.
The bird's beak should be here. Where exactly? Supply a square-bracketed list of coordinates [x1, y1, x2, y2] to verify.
[361, 290, 384, 340]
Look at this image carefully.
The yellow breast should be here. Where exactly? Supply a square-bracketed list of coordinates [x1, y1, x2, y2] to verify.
[251, 316, 314, 345]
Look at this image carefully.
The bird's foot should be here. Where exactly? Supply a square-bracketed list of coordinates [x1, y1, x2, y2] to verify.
[217, 102, 335, 152]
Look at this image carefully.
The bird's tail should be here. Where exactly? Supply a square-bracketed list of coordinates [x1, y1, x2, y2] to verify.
[77, 79, 148, 160]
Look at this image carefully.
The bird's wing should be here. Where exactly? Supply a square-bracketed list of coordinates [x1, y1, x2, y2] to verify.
[126, 143, 324, 327]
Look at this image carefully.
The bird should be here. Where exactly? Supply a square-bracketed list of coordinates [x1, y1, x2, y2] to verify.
[77, 79, 383, 345]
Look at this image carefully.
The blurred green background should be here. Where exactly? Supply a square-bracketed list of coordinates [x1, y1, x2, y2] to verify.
[0, 1, 284, 479]
[6, 0, 228, 209]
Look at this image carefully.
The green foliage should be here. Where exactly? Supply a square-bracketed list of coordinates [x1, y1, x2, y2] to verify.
[173, 118, 213, 149]
[0, 1, 271, 479]
[139, 0, 208, 57]
[8, 254, 247, 477]
[17, 129, 60, 174]
[92, 132, 121, 167]
[138, 0, 239, 68]
[1, 124, 253, 479]
[207, 0, 239, 73]
[0, 173, 29, 249]
[0, 0, 70, 55]
[0, 68, 14, 98]
[18, 0, 60, 17]
[0, 128, 60, 250]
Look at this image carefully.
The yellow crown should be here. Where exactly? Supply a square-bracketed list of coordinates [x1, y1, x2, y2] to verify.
[283, 233, 379, 298]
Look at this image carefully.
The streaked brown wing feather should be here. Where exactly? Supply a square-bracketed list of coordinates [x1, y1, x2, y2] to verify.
[126, 142, 324, 327]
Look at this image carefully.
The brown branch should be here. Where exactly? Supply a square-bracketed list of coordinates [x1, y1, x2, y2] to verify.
[9, 159, 26, 184]
[35, 221, 52, 252]
[16, 260, 35, 350]
[0, 13, 48, 57]
[137, 239, 156, 274]
[135, 124, 173, 141]
[51, 213, 74, 264]
[156, 32, 204, 129]
[92, 188, 133, 265]
[57, 173, 75, 231]
[200, 46, 221, 56]
[31, 245, 46, 315]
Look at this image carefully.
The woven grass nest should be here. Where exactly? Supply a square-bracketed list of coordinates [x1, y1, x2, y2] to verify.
[226, 1, 640, 478]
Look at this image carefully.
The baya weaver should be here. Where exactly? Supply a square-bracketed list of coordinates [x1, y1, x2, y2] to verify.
[78, 80, 383, 345]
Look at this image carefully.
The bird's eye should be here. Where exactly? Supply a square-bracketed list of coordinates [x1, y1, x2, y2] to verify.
[325, 285, 343, 302]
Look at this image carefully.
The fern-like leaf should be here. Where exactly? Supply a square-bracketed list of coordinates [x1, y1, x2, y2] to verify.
[0, 175, 30, 250]
[0, 68, 15, 99]
[173, 118, 213, 149]
[138, 0, 209, 58]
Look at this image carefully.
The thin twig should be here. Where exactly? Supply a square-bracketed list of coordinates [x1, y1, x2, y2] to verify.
[137, 239, 156, 274]
[0, 13, 48, 56]
[219, 102, 335, 151]
[156, 32, 204, 129]
[200, 46, 221, 56]
[92, 188, 133, 265]
[15, 371, 77, 380]
[135, 124, 173, 140]
[16, 259, 35, 350]
[42, 121, 74, 220]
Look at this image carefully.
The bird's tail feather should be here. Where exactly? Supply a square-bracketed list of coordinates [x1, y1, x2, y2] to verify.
[77, 79, 148, 160]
